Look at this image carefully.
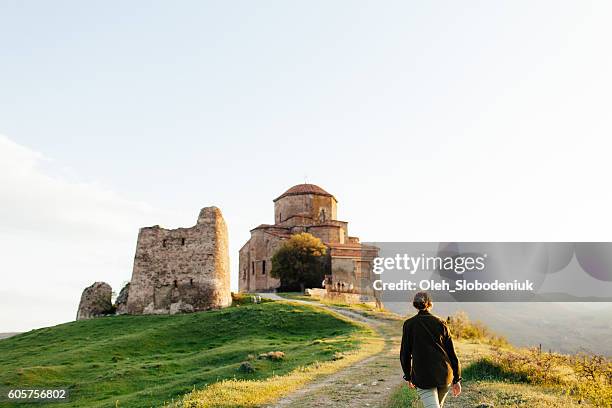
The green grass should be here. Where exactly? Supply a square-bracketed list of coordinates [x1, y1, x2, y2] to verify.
[275, 292, 315, 302]
[384, 384, 418, 408]
[0, 302, 364, 408]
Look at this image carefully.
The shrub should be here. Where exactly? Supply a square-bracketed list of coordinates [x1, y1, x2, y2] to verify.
[468, 345, 612, 407]
[567, 352, 612, 407]
[488, 347, 567, 385]
[446, 311, 509, 347]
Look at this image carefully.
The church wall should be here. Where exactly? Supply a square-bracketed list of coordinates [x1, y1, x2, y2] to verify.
[239, 229, 282, 292]
[330, 258, 356, 287]
[308, 225, 344, 244]
[274, 194, 337, 223]
[238, 241, 250, 291]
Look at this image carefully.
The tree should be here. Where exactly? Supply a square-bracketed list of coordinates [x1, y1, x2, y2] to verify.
[271, 232, 329, 292]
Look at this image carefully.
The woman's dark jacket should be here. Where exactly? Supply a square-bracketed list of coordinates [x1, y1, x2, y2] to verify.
[400, 310, 461, 388]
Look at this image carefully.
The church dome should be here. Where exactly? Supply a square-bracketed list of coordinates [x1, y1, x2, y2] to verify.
[273, 183, 334, 202]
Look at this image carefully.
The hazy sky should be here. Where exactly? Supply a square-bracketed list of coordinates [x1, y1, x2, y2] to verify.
[1, 1, 612, 332]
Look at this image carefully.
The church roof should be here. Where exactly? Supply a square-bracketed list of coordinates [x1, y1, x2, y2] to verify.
[273, 184, 334, 202]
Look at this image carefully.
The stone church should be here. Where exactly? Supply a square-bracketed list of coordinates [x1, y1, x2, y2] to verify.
[239, 184, 378, 300]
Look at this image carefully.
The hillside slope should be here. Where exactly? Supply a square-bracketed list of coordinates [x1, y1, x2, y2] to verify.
[0, 302, 365, 408]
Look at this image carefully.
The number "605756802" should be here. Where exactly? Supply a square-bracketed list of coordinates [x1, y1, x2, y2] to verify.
[7, 389, 68, 400]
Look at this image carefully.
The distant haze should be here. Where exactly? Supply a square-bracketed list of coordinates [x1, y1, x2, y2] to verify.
[387, 302, 612, 356]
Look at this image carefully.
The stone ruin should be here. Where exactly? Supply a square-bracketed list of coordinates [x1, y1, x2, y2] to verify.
[76, 206, 231, 320]
[114, 282, 129, 315]
[76, 282, 114, 320]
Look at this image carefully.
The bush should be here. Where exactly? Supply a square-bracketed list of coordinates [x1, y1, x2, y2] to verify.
[488, 347, 567, 385]
[468, 345, 612, 407]
[568, 353, 612, 407]
[446, 311, 509, 347]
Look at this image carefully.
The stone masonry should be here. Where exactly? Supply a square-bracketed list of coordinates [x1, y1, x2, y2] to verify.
[125, 206, 231, 314]
[239, 184, 379, 301]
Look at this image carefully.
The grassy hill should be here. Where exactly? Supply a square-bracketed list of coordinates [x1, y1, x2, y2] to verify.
[0, 300, 367, 408]
[2, 297, 609, 408]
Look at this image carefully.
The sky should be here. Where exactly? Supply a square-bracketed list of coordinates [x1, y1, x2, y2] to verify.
[1, 1, 612, 332]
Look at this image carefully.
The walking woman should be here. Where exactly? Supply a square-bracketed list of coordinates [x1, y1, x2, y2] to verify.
[400, 292, 461, 408]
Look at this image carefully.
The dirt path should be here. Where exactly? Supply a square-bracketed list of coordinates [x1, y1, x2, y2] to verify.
[258, 294, 404, 408]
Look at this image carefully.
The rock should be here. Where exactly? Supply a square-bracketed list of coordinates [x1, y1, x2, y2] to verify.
[142, 302, 155, 315]
[76, 282, 114, 320]
[238, 361, 255, 373]
[142, 302, 167, 315]
[169, 301, 195, 315]
[268, 351, 285, 360]
[257, 351, 285, 360]
[115, 283, 130, 315]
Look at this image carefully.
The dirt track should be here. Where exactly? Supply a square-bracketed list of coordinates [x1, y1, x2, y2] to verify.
[259, 294, 404, 408]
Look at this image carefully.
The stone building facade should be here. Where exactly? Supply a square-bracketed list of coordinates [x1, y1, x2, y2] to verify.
[239, 184, 378, 300]
[125, 206, 231, 314]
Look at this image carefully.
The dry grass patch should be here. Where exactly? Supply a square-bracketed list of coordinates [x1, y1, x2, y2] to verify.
[171, 308, 384, 408]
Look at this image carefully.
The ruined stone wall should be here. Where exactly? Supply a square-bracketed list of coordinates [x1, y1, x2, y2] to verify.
[126, 206, 231, 314]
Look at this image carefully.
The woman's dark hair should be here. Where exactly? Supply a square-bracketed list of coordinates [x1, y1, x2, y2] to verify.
[413, 291, 432, 310]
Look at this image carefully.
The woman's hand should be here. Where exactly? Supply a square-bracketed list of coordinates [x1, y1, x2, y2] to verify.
[406, 381, 415, 389]
[452, 382, 461, 396]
